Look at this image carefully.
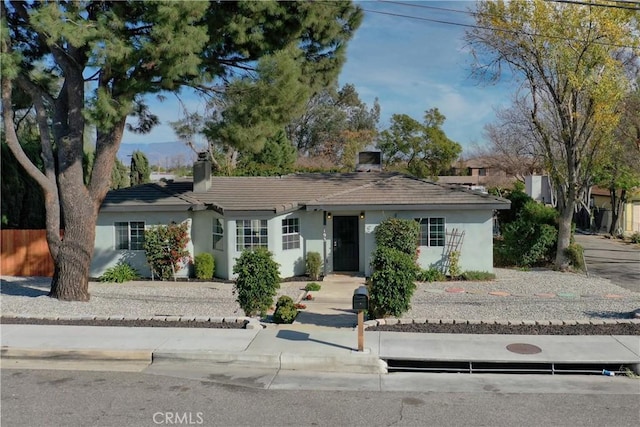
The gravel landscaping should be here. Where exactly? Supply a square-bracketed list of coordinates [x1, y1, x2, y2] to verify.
[2, 268, 639, 335]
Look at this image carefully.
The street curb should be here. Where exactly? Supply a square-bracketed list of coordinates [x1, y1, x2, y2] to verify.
[363, 318, 640, 329]
[1, 347, 152, 362]
[152, 350, 388, 374]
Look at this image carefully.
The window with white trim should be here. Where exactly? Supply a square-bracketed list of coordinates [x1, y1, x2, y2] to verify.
[282, 218, 300, 250]
[236, 219, 268, 251]
[212, 218, 224, 251]
[416, 218, 445, 247]
[115, 221, 145, 250]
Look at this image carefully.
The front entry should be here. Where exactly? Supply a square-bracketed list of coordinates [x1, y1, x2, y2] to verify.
[333, 216, 359, 271]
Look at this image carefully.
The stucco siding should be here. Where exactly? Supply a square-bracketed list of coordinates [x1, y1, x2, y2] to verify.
[92, 211, 192, 279]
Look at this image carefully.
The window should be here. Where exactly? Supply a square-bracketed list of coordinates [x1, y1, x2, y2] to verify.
[115, 221, 145, 250]
[213, 218, 224, 251]
[478, 168, 487, 176]
[236, 219, 268, 251]
[416, 218, 445, 247]
[282, 218, 300, 250]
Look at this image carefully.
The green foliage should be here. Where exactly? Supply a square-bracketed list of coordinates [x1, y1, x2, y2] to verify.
[376, 108, 462, 179]
[630, 232, 640, 244]
[461, 271, 496, 281]
[1, 136, 45, 229]
[233, 248, 281, 317]
[563, 244, 585, 271]
[287, 83, 380, 166]
[194, 253, 215, 280]
[447, 251, 461, 279]
[272, 295, 298, 324]
[100, 262, 140, 283]
[111, 158, 130, 189]
[236, 130, 297, 176]
[417, 267, 446, 282]
[143, 222, 191, 280]
[369, 246, 419, 318]
[497, 185, 533, 227]
[305, 282, 322, 292]
[130, 150, 150, 186]
[305, 251, 323, 280]
[374, 218, 420, 256]
[498, 201, 559, 267]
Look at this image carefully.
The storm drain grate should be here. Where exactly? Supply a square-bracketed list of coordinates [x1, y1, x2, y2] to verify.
[385, 359, 631, 375]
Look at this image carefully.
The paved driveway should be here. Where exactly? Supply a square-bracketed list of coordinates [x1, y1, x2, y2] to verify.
[574, 234, 640, 293]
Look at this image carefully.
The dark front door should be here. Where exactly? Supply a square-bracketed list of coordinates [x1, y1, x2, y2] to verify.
[333, 216, 359, 271]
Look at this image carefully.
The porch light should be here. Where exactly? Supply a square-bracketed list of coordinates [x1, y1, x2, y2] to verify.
[326, 212, 332, 220]
[360, 212, 365, 219]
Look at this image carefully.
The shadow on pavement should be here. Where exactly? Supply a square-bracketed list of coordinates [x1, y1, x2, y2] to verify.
[0, 279, 49, 297]
[293, 310, 357, 328]
[275, 329, 353, 351]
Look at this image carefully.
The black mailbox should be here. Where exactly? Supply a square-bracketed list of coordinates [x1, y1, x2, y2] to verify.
[352, 286, 369, 311]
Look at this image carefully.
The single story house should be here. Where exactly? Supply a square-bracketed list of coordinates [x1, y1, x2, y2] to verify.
[91, 160, 511, 280]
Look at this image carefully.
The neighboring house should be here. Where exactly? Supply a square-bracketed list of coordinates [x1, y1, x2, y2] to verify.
[439, 158, 516, 191]
[91, 160, 510, 280]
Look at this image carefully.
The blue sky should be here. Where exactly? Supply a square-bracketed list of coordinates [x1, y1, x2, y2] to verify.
[121, 1, 515, 154]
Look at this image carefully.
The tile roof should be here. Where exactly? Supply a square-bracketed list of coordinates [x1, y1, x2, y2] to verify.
[101, 172, 510, 213]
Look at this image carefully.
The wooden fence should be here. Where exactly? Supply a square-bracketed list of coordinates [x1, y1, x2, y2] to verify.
[1, 229, 55, 277]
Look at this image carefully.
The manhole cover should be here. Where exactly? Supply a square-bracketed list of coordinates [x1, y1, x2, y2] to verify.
[506, 343, 542, 354]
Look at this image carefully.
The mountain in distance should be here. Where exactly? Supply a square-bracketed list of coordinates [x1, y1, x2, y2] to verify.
[117, 141, 198, 168]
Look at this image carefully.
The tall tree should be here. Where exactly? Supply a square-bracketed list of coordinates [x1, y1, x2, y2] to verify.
[594, 83, 640, 234]
[129, 150, 150, 186]
[1, 1, 362, 301]
[377, 108, 462, 179]
[465, 0, 639, 269]
[287, 83, 380, 165]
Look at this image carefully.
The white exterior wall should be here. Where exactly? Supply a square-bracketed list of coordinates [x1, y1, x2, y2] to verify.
[393, 210, 495, 273]
[91, 211, 193, 279]
[93, 207, 497, 280]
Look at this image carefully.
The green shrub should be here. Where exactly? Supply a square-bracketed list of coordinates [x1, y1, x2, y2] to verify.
[448, 250, 461, 279]
[461, 271, 496, 281]
[144, 222, 191, 280]
[630, 232, 640, 244]
[418, 267, 445, 282]
[564, 243, 585, 271]
[233, 248, 281, 317]
[305, 251, 322, 280]
[305, 282, 321, 292]
[374, 218, 420, 256]
[194, 253, 215, 280]
[100, 262, 140, 283]
[498, 201, 558, 267]
[273, 295, 298, 324]
[369, 246, 419, 319]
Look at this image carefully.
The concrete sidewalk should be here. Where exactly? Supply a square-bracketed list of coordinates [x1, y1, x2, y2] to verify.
[2, 324, 639, 375]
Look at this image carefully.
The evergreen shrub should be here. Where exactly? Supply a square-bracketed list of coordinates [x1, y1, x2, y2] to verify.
[233, 248, 280, 317]
[305, 251, 322, 280]
[194, 253, 215, 279]
[273, 295, 298, 324]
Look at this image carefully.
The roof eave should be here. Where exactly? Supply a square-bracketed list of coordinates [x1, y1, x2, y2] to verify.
[305, 203, 510, 211]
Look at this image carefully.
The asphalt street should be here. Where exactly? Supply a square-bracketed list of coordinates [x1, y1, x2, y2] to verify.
[574, 234, 640, 293]
[2, 368, 639, 427]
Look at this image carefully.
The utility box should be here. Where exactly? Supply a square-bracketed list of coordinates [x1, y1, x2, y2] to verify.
[352, 286, 369, 311]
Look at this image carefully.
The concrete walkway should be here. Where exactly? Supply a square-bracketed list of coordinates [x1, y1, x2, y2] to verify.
[293, 274, 365, 328]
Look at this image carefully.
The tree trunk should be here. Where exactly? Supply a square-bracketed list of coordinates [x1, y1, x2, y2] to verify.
[555, 203, 573, 271]
[48, 203, 97, 302]
[608, 188, 625, 236]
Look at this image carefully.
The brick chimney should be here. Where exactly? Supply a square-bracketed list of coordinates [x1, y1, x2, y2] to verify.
[193, 152, 211, 193]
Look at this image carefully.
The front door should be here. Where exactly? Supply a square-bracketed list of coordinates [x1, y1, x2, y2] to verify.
[333, 216, 359, 271]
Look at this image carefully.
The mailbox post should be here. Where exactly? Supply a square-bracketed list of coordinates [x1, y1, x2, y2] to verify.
[352, 286, 369, 352]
